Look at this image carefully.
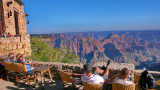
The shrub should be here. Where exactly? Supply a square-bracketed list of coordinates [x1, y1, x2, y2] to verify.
[26, 38, 79, 64]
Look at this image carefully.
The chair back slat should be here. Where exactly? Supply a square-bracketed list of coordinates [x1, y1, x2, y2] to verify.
[112, 83, 135, 90]
[82, 82, 102, 90]
[60, 71, 73, 83]
[4, 61, 27, 73]
[134, 73, 140, 82]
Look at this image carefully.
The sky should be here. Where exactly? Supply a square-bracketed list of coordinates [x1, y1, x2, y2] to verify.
[21, 0, 160, 34]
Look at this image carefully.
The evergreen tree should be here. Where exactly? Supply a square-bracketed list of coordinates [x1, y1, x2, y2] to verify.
[27, 38, 79, 63]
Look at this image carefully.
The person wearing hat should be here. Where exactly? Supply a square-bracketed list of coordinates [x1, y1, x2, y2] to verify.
[81, 60, 111, 84]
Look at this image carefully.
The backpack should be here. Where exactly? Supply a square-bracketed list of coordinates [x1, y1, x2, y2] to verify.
[140, 70, 156, 90]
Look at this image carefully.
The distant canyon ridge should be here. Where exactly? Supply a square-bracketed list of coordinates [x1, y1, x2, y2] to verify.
[31, 30, 160, 71]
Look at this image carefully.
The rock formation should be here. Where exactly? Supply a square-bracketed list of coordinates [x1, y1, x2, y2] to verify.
[31, 30, 160, 70]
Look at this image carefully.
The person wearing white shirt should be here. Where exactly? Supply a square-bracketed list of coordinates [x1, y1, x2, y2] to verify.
[111, 68, 133, 85]
[81, 60, 111, 84]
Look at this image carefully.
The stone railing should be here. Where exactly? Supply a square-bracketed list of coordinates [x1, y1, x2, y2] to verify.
[32, 61, 135, 80]
[0, 36, 21, 44]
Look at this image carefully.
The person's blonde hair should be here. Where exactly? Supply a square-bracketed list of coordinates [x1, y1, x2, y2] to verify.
[16, 53, 22, 61]
[121, 68, 129, 79]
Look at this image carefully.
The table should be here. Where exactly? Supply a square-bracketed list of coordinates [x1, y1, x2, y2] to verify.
[32, 65, 53, 89]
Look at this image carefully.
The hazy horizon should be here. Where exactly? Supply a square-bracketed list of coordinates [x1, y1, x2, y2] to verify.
[29, 29, 160, 35]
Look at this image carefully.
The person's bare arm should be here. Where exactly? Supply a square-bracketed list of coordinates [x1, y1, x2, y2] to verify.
[96, 67, 104, 74]
[110, 73, 120, 81]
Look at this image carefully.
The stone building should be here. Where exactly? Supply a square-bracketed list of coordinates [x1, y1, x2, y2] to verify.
[0, 0, 31, 57]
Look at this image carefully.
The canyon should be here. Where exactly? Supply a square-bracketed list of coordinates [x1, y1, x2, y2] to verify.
[31, 30, 160, 71]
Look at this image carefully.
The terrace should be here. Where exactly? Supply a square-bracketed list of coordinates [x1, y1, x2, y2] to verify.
[0, 77, 64, 90]
[0, 61, 160, 90]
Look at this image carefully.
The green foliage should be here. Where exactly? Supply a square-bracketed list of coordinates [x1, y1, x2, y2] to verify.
[27, 38, 80, 64]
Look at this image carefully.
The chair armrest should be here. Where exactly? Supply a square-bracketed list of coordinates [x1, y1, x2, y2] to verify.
[72, 73, 82, 76]
[72, 73, 82, 78]
[61, 70, 72, 73]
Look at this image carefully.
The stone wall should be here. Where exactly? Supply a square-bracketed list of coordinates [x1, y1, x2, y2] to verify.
[0, 0, 27, 35]
[0, 34, 31, 57]
[92, 61, 135, 79]
[0, 0, 31, 57]
[32, 61, 135, 81]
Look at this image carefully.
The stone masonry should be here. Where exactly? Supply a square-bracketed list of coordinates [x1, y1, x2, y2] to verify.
[0, 35, 31, 57]
[0, 0, 31, 57]
[0, 0, 27, 35]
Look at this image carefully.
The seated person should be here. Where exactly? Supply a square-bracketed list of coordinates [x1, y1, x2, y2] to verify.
[81, 60, 111, 84]
[7, 53, 15, 62]
[2, 30, 8, 37]
[111, 67, 133, 85]
[8, 32, 14, 37]
[16, 53, 34, 72]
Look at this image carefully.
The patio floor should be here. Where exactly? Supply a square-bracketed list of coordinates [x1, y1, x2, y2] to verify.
[0, 76, 83, 90]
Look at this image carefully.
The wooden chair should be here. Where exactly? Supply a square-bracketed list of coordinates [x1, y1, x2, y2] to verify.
[59, 70, 82, 90]
[112, 83, 135, 90]
[156, 80, 160, 85]
[134, 73, 140, 83]
[0, 59, 5, 81]
[134, 73, 141, 90]
[147, 80, 160, 90]
[0, 61, 5, 81]
[0, 69, 5, 81]
[3, 61, 36, 85]
[0, 68, 5, 80]
[82, 82, 102, 90]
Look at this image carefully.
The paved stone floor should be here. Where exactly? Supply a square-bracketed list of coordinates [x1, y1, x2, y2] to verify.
[0, 76, 83, 90]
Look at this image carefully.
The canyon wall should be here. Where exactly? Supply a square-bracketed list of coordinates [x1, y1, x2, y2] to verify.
[31, 31, 160, 70]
